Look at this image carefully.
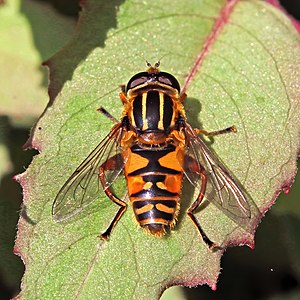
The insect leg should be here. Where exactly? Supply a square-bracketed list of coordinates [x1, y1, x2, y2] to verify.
[195, 125, 237, 136]
[98, 154, 126, 239]
[97, 107, 118, 123]
[186, 158, 222, 251]
[119, 91, 128, 104]
[178, 92, 187, 103]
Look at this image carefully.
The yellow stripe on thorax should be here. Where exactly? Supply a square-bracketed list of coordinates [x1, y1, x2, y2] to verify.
[157, 92, 164, 130]
[142, 92, 148, 130]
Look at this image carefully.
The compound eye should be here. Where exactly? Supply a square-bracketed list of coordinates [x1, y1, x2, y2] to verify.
[128, 76, 148, 89]
[126, 73, 148, 91]
[158, 73, 180, 92]
[158, 76, 173, 86]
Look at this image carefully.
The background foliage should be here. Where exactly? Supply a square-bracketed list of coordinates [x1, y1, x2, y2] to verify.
[0, 0, 299, 299]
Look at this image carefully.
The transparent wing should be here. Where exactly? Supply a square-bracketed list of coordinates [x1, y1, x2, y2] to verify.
[52, 123, 126, 222]
[183, 122, 257, 231]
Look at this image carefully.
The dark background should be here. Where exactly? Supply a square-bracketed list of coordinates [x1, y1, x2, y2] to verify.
[0, 0, 299, 299]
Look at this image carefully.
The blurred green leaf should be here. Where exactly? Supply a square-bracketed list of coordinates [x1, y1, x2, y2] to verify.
[161, 286, 186, 300]
[0, 0, 76, 125]
[0, 117, 11, 179]
[270, 289, 300, 300]
[15, 0, 300, 299]
[0, 0, 77, 296]
[273, 165, 300, 217]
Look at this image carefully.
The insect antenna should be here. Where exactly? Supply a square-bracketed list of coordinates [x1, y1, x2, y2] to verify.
[97, 107, 118, 123]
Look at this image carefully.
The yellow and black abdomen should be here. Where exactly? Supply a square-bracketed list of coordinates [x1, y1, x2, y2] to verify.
[124, 143, 184, 236]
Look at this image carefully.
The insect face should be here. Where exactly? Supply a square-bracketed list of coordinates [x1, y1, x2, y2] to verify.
[122, 64, 184, 145]
[125, 71, 181, 93]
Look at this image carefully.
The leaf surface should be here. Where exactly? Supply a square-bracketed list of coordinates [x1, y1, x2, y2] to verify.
[15, 0, 300, 299]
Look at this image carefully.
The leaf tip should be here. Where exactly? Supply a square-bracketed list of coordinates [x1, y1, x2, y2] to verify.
[211, 282, 217, 291]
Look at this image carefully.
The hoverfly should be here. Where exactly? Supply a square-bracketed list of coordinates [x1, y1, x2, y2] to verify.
[53, 62, 253, 250]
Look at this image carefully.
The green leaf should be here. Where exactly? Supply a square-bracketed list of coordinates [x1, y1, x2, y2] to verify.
[15, 0, 300, 299]
[0, 0, 75, 125]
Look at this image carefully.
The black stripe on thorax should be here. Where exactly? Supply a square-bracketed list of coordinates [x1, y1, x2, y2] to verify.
[132, 91, 174, 132]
